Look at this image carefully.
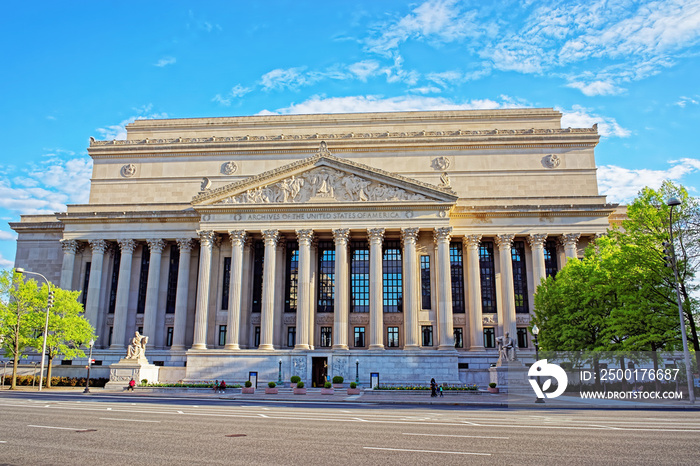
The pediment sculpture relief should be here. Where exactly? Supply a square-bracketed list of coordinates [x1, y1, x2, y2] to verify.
[217, 167, 427, 204]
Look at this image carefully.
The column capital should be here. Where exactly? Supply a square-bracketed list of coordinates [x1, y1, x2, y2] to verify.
[89, 239, 108, 254]
[332, 228, 350, 245]
[146, 238, 166, 253]
[228, 230, 247, 247]
[560, 233, 581, 248]
[261, 229, 279, 247]
[176, 238, 195, 252]
[367, 227, 385, 244]
[462, 234, 482, 249]
[60, 239, 79, 254]
[495, 234, 515, 250]
[296, 229, 314, 246]
[401, 227, 420, 244]
[527, 233, 548, 249]
[117, 239, 136, 254]
[433, 226, 452, 244]
[197, 230, 217, 248]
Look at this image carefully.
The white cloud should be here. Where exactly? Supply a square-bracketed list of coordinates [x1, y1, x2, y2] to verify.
[212, 85, 252, 106]
[559, 105, 631, 137]
[348, 60, 381, 81]
[426, 70, 463, 87]
[0, 230, 17, 241]
[566, 80, 625, 96]
[676, 95, 700, 107]
[261, 67, 318, 91]
[154, 57, 176, 67]
[95, 105, 168, 140]
[410, 86, 442, 94]
[598, 158, 700, 203]
[260, 94, 525, 115]
[0, 252, 13, 269]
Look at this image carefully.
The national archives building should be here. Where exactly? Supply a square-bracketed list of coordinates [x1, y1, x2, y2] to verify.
[11, 109, 615, 386]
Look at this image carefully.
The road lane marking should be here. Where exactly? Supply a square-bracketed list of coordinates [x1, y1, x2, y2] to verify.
[99, 418, 160, 423]
[403, 433, 509, 440]
[28, 425, 83, 430]
[258, 414, 269, 418]
[364, 447, 491, 456]
[461, 421, 481, 426]
[177, 411, 184, 414]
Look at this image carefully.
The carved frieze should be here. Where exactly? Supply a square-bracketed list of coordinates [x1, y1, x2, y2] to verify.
[292, 356, 307, 379]
[384, 314, 403, 324]
[283, 314, 297, 325]
[250, 314, 261, 325]
[316, 314, 334, 324]
[483, 314, 497, 325]
[516, 315, 530, 325]
[165, 315, 175, 325]
[453, 315, 466, 325]
[350, 314, 370, 324]
[332, 356, 347, 380]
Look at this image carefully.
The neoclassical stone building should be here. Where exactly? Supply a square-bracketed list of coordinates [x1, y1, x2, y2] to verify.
[11, 109, 614, 386]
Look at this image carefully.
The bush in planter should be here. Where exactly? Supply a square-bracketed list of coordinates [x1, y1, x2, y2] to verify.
[291, 375, 301, 384]
[324, 381, 332, 389]
[332, 376, 344, 384]
[268, 381, 276, 388]
[296, 381, 304, 388]
[489, 382, 497, 388]
[350, 382, 357, 389]
[245, 380, 253, 388]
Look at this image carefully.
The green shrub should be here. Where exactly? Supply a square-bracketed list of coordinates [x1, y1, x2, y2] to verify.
[350, 382, 357, 389]
[141, 379, 148, 385]
[489, 382, 497, 388]
[324, 381, 332, 388]
[296, 381, 304, 388]
[268, 381, 276, 388]
[290, 375, 301, 384]
[245, 380, 252, 388]
[332, 376, 344, 384]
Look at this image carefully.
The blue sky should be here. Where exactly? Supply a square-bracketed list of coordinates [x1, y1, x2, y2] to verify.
[1, 0, 700, 268]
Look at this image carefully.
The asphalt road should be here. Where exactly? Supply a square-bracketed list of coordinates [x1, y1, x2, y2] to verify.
[0, 391, 698, 465]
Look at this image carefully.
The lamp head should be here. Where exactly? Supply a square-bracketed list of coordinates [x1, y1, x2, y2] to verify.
[15, 268, 25, 274]
[532, 324, 540, 336]
[88, 339, 94, 347]
[667, 197, 681, 207]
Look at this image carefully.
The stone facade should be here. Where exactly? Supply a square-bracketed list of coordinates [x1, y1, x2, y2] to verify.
[10, 109, 614, 387]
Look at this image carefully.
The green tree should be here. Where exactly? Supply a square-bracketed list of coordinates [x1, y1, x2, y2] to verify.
[27, 286, 96, 388]
[0, 270, 43, 389]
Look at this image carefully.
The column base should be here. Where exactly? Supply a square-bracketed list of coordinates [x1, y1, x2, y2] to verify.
[190, 343, 207, 350]
[258, 344, 275, 351]
[170, 345, 186, 351]
[223, 344, 240, 350]
[294, 344, 310, 350]
[368, 344, 385, 351]
[402, 344, 420, 350]
[109, 345, 125, 352]
[468, 346, 486, 351]
[332, 345, 349, 350]
[437, 345, 457, 351]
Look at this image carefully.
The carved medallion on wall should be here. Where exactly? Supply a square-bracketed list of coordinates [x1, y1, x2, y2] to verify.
[542, 154, 561, 168]
[121, 163, 136, 177]
[221, 161, 238, 175]
[431, 156, 450, 170]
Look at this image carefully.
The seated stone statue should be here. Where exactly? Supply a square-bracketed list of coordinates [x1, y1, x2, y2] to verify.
[126, 331, 149, 359]
[496, 333, 516, 362]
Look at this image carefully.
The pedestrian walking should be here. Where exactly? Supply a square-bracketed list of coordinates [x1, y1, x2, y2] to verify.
[127, 378, 135, 392]
[439, 384, 444, 397]
[430, 378, 437, 397]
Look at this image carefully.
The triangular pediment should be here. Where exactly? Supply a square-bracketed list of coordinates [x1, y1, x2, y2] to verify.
[193, 144, 457, 206]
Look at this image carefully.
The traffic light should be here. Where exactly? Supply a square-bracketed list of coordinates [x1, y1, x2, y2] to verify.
[47, 290, 55, 308]
[662, 241, 674, 268]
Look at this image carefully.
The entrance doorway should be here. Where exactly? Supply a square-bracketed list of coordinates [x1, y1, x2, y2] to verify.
[311, 357, 328, 387]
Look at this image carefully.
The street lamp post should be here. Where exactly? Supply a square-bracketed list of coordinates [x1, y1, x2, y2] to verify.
[278, 359, 282, 384]
[665, 197, 696, 404]
[1, 360, 6, 389]
[355, 359, 359, 384]
[532, 324, 544, 403]
[32, 362, 37, 388]
[83, 339, 94, 393]
[15, 268, 52, 392]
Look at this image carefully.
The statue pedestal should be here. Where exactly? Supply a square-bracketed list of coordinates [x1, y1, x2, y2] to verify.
[105, 357, 159, 389]
[489, 360, 528, 393]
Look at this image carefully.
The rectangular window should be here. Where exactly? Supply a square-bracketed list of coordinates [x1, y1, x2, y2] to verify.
[484, 328, 496, 348]
[479, 241, 497, 313]
[350, 242, 370, 313]
[252, 240, 265, 313]
[450, 242, 465, 313]
[544, 240, 558, 278]
[219, 325, 227, 347]
[422, 325, 433, 347]
[81, 262, 91, 306]
[165, 245, 179, 314]
[285, 242, 299, 312]
[383, 241, 402, 313]
[517, 327, 528, 348]
[136, 246, 150, 314]
[221, 257, 231, 310]
[166, 327, 173, 347]
[354, 327, 365, 347]
[317, 242, 335, 313]
[321, 327, 332, 347]
[512, 241, 529, 313]
[108, 327, 113, 347]
[287, 327, 296, 347]
[254, 326, 261, 348]
[387, 327, 399, 347]
[454, 328, 464, 348]
[60, 360, 72, 366]
[138, 326, 143, 334]
[420, 255, 431, 309]
[108, 248, 120, 314]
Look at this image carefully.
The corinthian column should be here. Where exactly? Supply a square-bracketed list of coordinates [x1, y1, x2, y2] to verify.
[562, 233, 581, 260]
[225, 230, 246, 350]
[495, 234, 516, 339]
[295, 229, 313, 350]
[368, 228, 385, 350]
[142, 239, 165, 340]
[59, 239, 79, 290]
[401, 227, 420, 349]
[434, 227, 454, 350]
[171, 239, 194, 350]
[332, 229, 350, 350]
[259, 229, 279, 351]
[84, 240, 107, 329]
[111, 239, 136, 350]
[528, 234, 548, 287]
[463, 235, 484, 350]
[192, 231, 216, 350]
